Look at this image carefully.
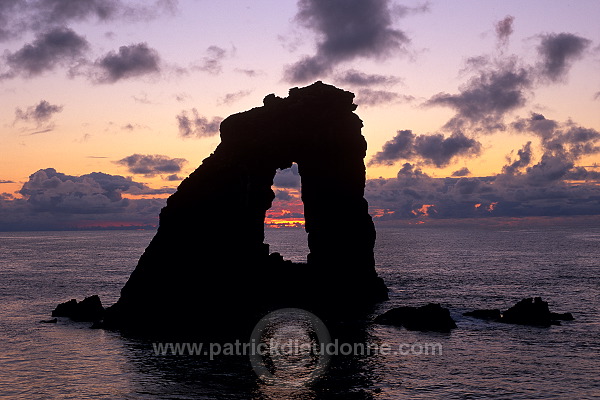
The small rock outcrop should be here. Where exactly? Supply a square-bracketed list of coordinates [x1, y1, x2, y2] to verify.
[463, 309, 501, 320]
[463, 297, 574, 327]
[52, 295, 104, 322]
[101, 82, 388, 336]
[374, 303, 457, 333]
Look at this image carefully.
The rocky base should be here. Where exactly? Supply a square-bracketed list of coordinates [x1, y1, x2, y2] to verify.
[49, 295, 576, 336]
[99, 259, 388, 339]
[463, 297, 574, 327]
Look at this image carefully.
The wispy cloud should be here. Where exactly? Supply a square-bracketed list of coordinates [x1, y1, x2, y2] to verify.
[335, 69, 402, 87]
[176, 109, 222, 138]
[115, 154, 187, 177]
[191, 46, 229, 75]
[355, 89, 413, 107]
[0, 0, 178, 43]
[15, 100, 63, 126]
[218, 90, 252, 106]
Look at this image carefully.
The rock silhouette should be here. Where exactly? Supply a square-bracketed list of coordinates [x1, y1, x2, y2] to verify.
[463, 297, 574, 327]
[103, 82, 388, 336]
[374, 303, 457, 332]
[52, 295, 104, 322]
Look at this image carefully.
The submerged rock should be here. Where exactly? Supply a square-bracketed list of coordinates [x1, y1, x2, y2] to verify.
[550, 312, 574, 321]
[101, 82, 388, 336]
[463, 297, 574, 327]
[52, 295, 104, 322]
[374, 303, 457, 333]
[463, 309, 501, 320]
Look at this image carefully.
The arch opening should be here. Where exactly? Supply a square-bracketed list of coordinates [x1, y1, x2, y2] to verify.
[264, 163, 309, 262]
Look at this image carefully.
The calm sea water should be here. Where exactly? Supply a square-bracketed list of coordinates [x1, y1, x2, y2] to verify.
[0, 225, 599, 399]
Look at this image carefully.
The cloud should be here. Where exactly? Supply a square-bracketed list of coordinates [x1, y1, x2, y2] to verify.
[92, 43, 161, 83]
[506, 114, 600, 188]
[391, 2, 430, 18]
[364, 160, 600, 221]
[15, 100, 63, 126]
[165, 174, 181, 182]
[235, 68, 263, 77]
[502, 141, 532, 175]
[495, 15, 514, 48]
[425, 19, 591, 134]
[191, 46, 228, 75]
[219, 90, 252, 105]
[0, 1, 22, 41]
[536, 33, 592, 82]
[511, 112, 557, 140]
[27, 128, 54, 135]
[335, 69, 402, 87]
[273, 164, 301, 188]
[275, 189, 293, 201]
[362, 114, 600, 221]
[519, 152, 574, 186]
[565, 167, 600, 182]
[355, 89, 413, 107]
[1, 27, 89, 79]
[284, 0, 410, 83]
[425, 58, 532, 132]
[511, 113, 600, 159]
[451, 167, 470, 177]
[32, 0, 121, 25]
[369, 130, 414, 166]
[0, 168, 170, 230]
[0, 193, 15, 201]
[115, 154, 187, 177]
[413, 132, 482, 168]
[176, 109, 222, 138]
[0, 0, 178, 42]
[369, 130, 481, 168]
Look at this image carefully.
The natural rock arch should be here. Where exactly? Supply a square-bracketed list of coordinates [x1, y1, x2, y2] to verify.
[104, 82, 387, 335]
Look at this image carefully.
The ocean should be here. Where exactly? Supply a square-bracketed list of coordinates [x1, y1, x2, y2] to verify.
[0, 225, 599, 399]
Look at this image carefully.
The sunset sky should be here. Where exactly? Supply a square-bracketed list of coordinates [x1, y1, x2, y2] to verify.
[1, 0, 599, 230]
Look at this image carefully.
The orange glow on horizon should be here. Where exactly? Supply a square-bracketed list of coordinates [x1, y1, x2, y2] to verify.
[412, 204, 435, 217]
[264, 219, 305, 228]
[265, 195, 305, 228]
[122, 193, 172, 200]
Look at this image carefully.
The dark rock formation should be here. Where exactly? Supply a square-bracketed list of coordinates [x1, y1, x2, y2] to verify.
[374, 303, 457, 333]
[463, 297, 574, 327]
[39, 318, 58, 324]
[501, 297, 572, 326]
[52, 295, 104, 322]
[102, 82, 388, 336]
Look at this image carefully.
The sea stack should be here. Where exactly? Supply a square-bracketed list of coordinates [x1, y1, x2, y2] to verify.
[103, 82, 388, 336]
